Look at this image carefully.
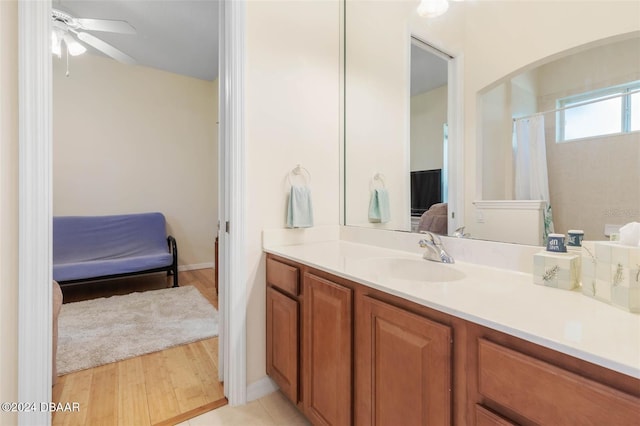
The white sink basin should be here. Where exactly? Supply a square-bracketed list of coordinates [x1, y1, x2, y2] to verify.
[352, 257, 466, 283]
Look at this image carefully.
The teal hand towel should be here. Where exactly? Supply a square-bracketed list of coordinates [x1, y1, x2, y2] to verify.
[368, 188, 390, 223]
[287, 184, 314, 228]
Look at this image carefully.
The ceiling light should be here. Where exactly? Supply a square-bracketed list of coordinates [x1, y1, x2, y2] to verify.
[51, 29, 62, 58]
[51, 29, 87, 58]
[417, 0, 450, 18]
[63, 33, 87, 56]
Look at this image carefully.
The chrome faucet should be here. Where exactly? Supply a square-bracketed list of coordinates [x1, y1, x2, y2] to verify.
[419, 232, 455, 264]
[453, 226, 470, 238]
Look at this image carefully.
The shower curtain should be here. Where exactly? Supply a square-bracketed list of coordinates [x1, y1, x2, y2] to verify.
[514, 115, 554, 242]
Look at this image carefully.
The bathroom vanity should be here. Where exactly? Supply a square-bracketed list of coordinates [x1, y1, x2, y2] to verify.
[265, 239, 640, 425]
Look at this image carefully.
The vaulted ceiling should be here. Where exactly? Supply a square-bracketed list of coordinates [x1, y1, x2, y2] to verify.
[54, 1, 447, 91]
[54, 0, 219, 81]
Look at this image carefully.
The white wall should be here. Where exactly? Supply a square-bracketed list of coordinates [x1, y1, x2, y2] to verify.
[0, 1, 18, 423]
[53, 54, 218, 268]
[536, 37, 640, 100]
[410, 85, 447, 171]
[344, 0, 413, 231]
[244, 0, 341, 385]
[480, 71, 537, 200]
[479, 83, 511, 200]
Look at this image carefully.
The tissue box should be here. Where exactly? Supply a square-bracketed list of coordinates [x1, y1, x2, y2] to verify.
[533, 251, 580, 290]
[582, 241, 640, 313]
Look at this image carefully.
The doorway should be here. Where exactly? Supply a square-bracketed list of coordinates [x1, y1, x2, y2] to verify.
[18, 1, 248, 424]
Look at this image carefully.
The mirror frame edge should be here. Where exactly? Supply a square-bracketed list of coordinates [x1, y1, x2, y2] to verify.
[447, 53, 464, 236]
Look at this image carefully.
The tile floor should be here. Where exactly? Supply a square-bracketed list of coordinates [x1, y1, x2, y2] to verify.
[177, 391, 310, 425]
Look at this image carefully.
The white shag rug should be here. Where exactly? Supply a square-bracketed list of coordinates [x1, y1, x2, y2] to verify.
[57, 285, 218, 375]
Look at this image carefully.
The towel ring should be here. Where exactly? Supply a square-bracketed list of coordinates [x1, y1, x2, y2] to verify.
[369, 173, 386, 191]
[288, 164, 311, 186]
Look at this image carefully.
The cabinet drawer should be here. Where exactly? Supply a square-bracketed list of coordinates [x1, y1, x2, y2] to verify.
[266, 258, 299, 296]
[478, 338, 640, 425]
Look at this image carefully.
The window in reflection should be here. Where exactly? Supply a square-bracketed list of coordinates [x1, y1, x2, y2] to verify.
[631, 91, 640, 131]
[557, 80, 640, 142]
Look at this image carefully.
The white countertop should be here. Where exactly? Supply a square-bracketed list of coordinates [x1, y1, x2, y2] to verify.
[264, 240, 640, 379]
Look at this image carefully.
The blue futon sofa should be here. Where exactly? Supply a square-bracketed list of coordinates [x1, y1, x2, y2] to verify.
[53, 212, 178, 287]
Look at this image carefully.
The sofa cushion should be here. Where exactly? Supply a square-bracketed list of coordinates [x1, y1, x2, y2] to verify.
[53, 212, 173, 282]
[53, 253, 174, 282]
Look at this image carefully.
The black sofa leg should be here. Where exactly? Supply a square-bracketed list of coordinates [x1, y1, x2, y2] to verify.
[166, 235, 179, 287]
[172, 266, 179, 287]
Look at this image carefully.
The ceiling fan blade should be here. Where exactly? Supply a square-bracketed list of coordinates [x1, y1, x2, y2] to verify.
[76, 32, 136, 65]
[76, 18, 136, 34]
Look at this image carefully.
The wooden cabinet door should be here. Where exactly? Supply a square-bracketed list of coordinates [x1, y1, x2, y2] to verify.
[303, 273, 353, 426]
[266, 286, 299, 403]
[356, 295, 452, 426]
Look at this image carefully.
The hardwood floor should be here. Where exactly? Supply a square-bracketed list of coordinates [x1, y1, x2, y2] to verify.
[52, 269, 225, 426]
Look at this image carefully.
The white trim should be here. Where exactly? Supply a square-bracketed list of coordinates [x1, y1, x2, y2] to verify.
[447, 54, 464, 235]
[410, 35, 453, 61]
[217, 0, 227, 385]
[338, 0, 345, 226]
[18, 1, 52, 425]
[474, 200, 546, 210]
[221, 0, 247, 406]
[178, 263, 215, 272]
[246, 377, 279, 402]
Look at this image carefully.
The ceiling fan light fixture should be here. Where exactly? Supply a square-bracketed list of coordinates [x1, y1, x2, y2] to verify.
[51, 29, 62, 58]
[417, 0, 450, 18]
[63, 33, 87, 56]
[50, 8, 137, 65]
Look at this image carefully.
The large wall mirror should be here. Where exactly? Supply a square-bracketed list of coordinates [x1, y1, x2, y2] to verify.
[344, 0, 459, 235]
[343, 0, 640, 247]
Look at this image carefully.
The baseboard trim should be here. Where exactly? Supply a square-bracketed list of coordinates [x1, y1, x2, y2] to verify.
[246, 376, 279, 402]
[178, 263, 215, 272]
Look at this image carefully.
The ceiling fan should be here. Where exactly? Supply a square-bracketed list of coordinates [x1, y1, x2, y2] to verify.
[51, 8, 137, 65]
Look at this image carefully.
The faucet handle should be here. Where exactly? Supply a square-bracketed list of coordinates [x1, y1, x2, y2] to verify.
[453, 226, 470, 238]
[423, 231, 443, 244]
[418, 231, 440, 247]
